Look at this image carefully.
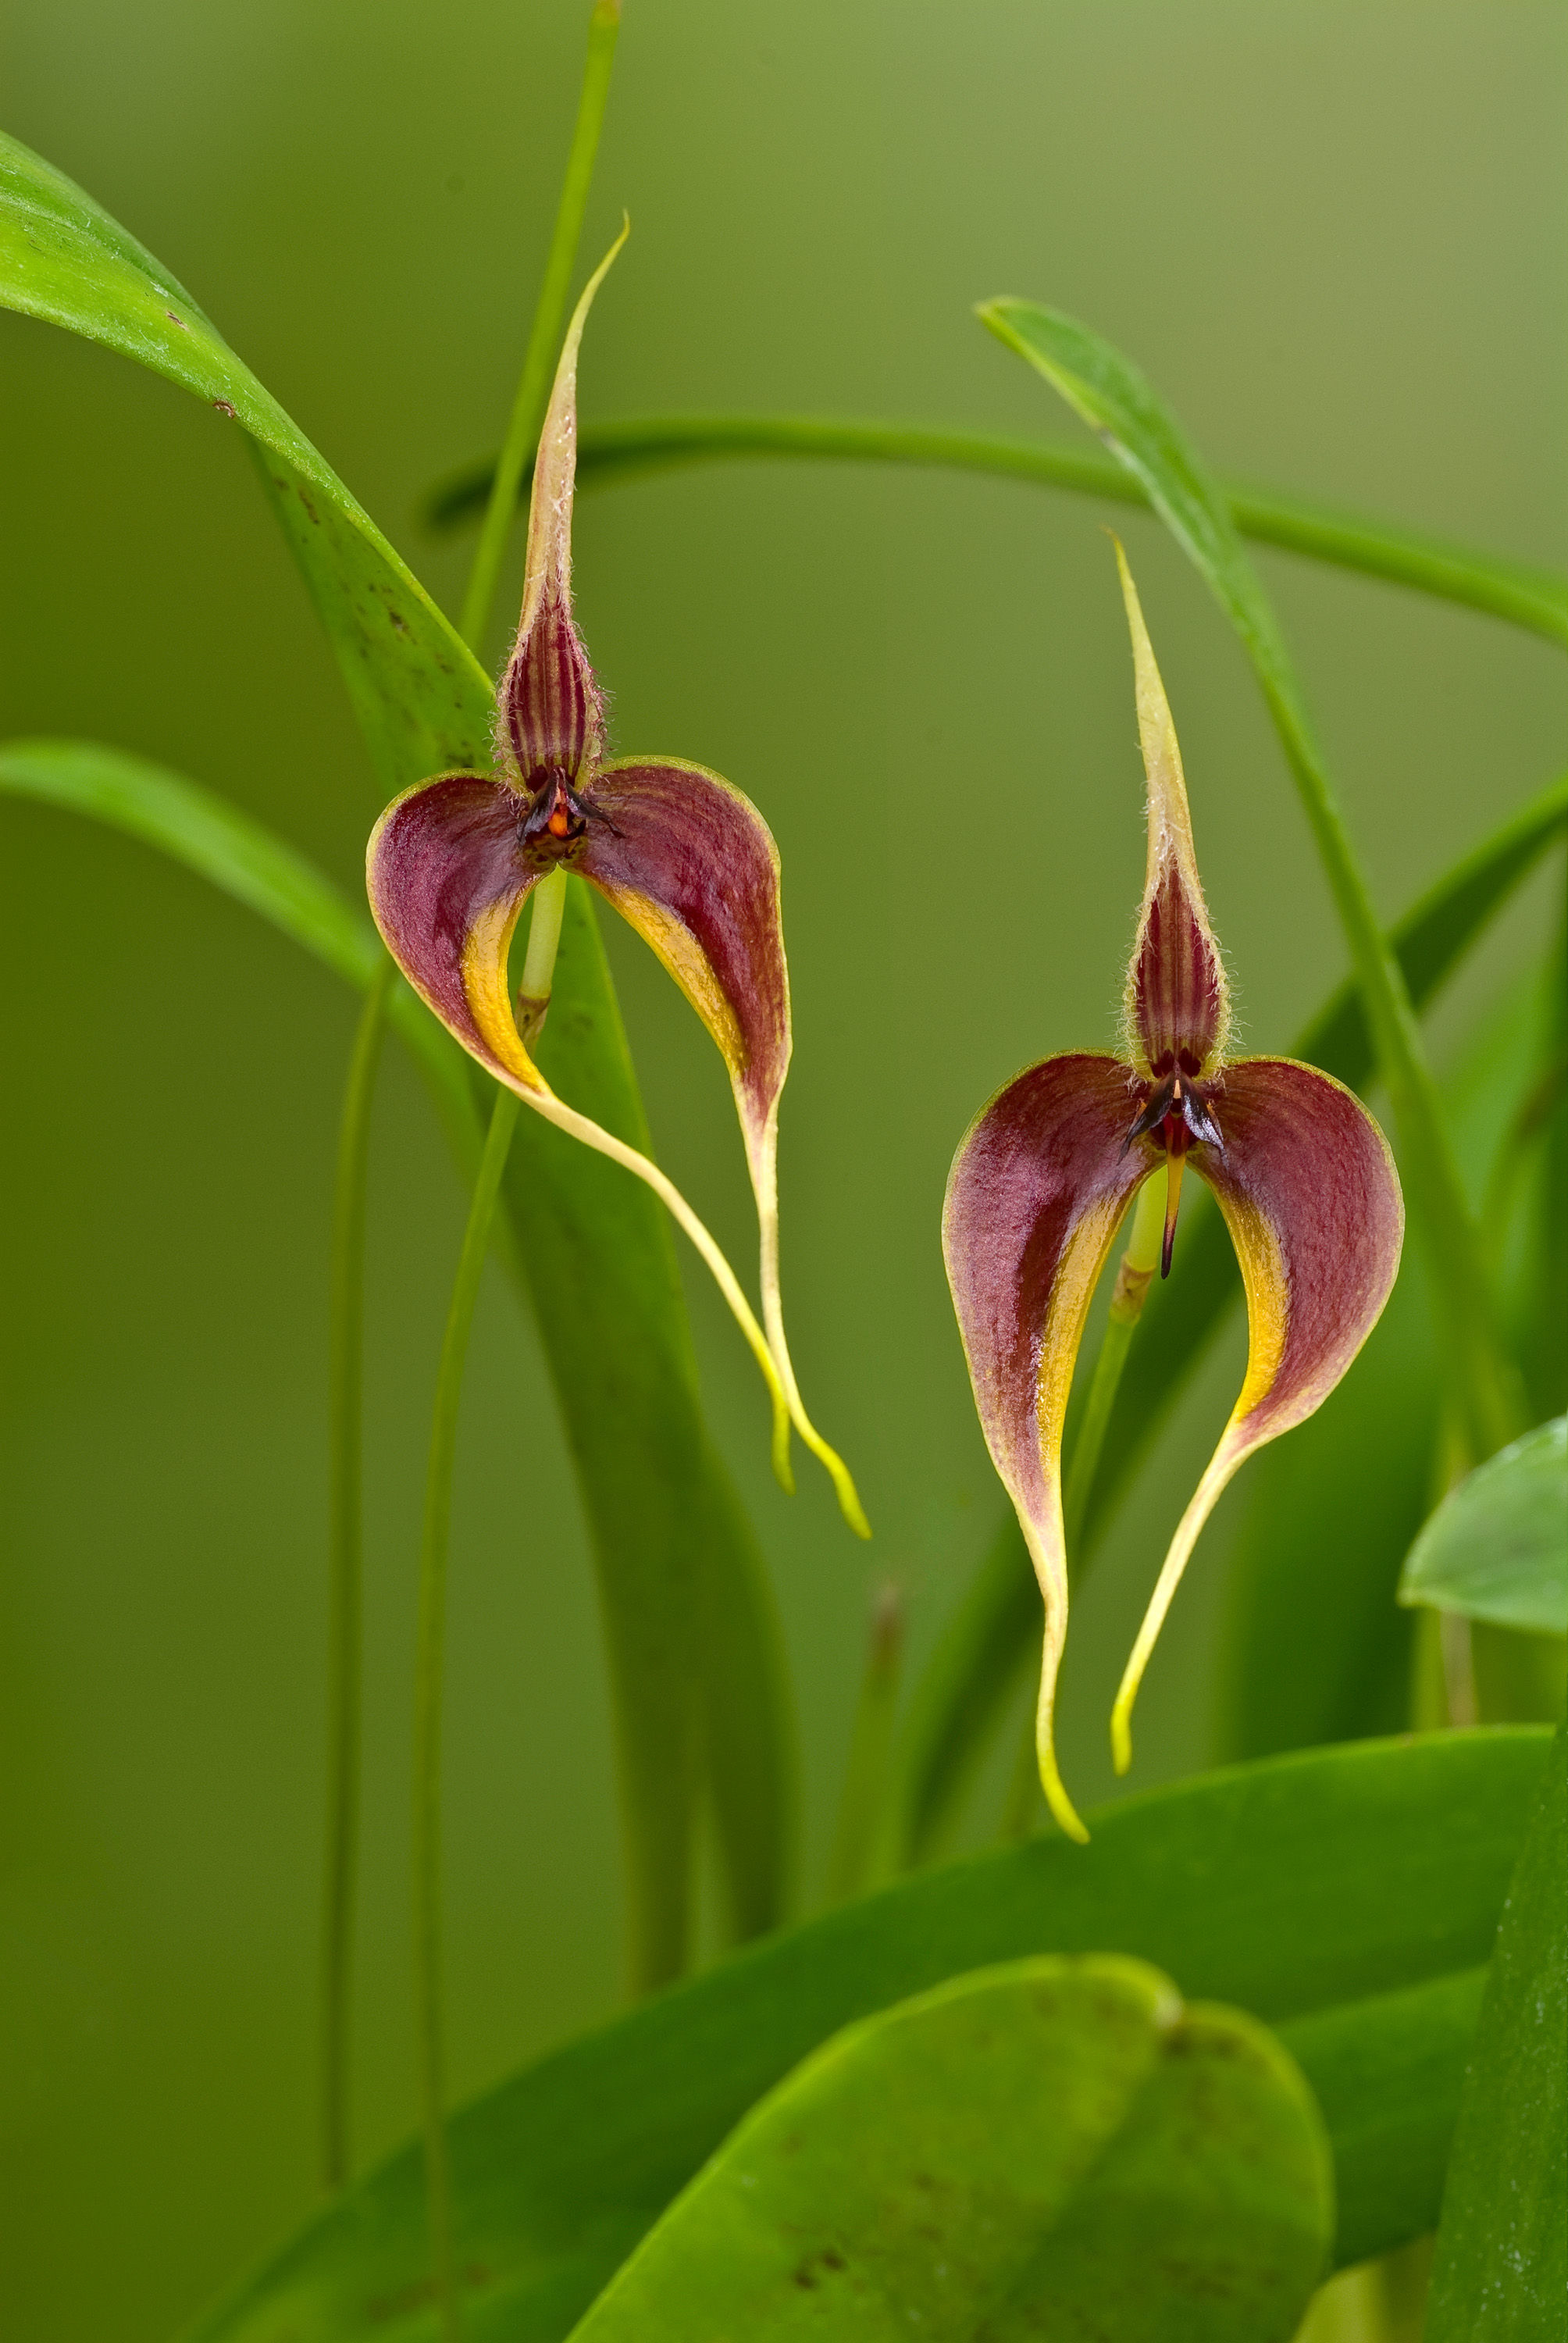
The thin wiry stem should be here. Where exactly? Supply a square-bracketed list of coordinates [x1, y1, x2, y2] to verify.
[426, 414, 1568, 653]
[412, 4, 621, 2291]
[458, 0, 622, 652]
[320, 950, 395, 2192]
[825, 1585, 904, 1905]
[413, 1086, 522, 2343]
[409, 12, 622, 2297]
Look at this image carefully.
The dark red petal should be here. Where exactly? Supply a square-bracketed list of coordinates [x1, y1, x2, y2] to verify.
[576, 758, 864, 1536]
[579, 758, 789, 1153]
[369, 770, 812, 1482]
[1201, 1058, 1404, 1443]
[365, 772, 542, 1088]
[943, 1054, 1150, 1838]
[1111, 1055, 1404, 1768]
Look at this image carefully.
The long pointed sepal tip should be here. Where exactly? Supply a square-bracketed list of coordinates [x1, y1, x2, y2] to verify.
[1039, 1745, 1090, 1844]
[835, 1467, 873, 1542]
[770, 1403, 795, 1496]
[1110, 1698, 1134, 1778]
[802, 1422, 871, 1538]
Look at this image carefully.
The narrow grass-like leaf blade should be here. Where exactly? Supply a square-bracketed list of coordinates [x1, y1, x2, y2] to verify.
[426, 417, 1568, 649]
[0, 132, 797, 1966]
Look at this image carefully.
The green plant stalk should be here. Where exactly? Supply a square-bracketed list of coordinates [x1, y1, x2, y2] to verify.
[825, 1586, 904, 1906]
[1257, 672, 1517, 1468]
[0, 130, 799, 1984]
[426, 415, 1568, 652]
[412, 1083, 522, 2343]
[321, 951, 396, 2194]
[458, 0, 622, 653]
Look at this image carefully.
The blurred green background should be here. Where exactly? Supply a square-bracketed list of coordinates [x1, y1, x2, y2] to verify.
[0, 1, 1563, 2334]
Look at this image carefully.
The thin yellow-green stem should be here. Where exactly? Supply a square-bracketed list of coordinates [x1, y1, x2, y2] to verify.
[412, 1085, 522, 2342]
[412, 1, 618, 2273]
[320, 949, 395, 2192]
[458, 0, 622, 652]
[825, 1585, 904, 1905]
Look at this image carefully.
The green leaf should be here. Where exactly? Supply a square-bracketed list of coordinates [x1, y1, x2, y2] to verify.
[893, 775, 1568, 1863]
[183, 1731, 1551, 2343]
[1428, 1726, 1566, 2340]
[1401, 1418, 1568, 1635]
[0, 734, 472, 1120]
[566, 1956, 1331, 2343]
[0, 132, 797, 1973]
[982, 295, 1515, 1469]
[426, 415, 1568, 650]
[1282, 1965, 1486, 2273]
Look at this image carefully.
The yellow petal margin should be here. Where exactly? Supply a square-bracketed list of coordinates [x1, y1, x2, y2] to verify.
[943, 1053, 1153, 1839]
[580, 756, 868, 1538]
[365, 770, 798, 1486]
[1110, 1056, 1404, 1772]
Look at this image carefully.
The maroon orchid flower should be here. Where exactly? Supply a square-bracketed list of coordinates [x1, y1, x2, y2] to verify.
[943, 544, 1403, 1838]
[367, 236, 867, 1536]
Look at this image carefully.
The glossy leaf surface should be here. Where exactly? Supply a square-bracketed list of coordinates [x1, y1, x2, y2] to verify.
[1401, 1416, 1567, 1635]
[0, 130, 796, 1970]
[1428, 1728, 1566, 2341]
[185, 1731, 1551, 2343]
[568, 1957, 1331, 2343]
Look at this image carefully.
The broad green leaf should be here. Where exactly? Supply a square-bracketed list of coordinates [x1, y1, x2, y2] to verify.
[567, 1956, 1331, 2343]
[1285, 1964, 1486, 2274]
[184, 1730, 1551, 2343]
[0, 131, 796, 1970]
[426, 417, 1568, 650]
[1401, 1418, 1568, 1635]
[982, 296, 1513, 1471]
[1428, 1727, 1566, 2340]
[893, 775, 1567, 1863]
